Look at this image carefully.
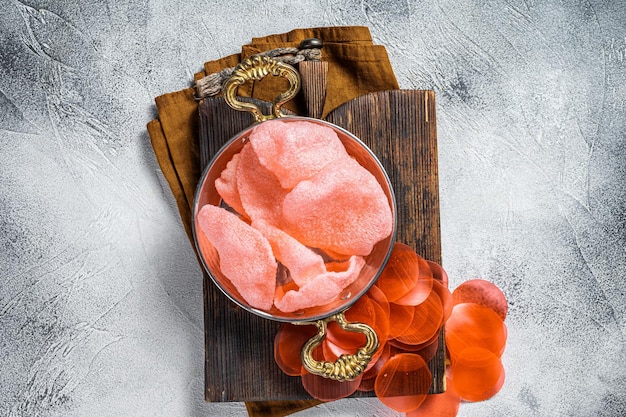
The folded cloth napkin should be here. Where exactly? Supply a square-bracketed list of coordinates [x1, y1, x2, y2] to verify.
[146, 26, 399, 247]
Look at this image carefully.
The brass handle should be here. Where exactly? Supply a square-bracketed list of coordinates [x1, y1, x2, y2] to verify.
[298, 312, 379, 381]
[222, 55, 301, 123]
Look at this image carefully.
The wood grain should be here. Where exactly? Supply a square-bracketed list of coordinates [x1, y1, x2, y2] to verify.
[298, 61, 328, 119]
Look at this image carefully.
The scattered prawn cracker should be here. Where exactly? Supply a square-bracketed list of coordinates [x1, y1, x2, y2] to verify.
[452, 279, 508, 321]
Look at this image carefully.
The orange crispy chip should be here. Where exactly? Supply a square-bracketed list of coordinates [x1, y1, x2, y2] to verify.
[376, 243, 424, 302]
[445, 303, 508, 358]
[426, 260, 449, 287]
[395, 291, 443, 346]
[388, 325, 439, 353]
[321, 338, 350, 362]
[412, 335, 440, 363]
[406, 376, 460, 417]
[452, 279, 508, 321]
[357, 375, 376, 392]
[432, 279, 453, 323]
[374, 353, 432, 412]
[450, 347, 505, 402]
[388, 302, 416, 339]
[367, 284, 390, 320]
[394, 254, 434, 306]
[369, 300, 390, 348]
[274, 323, 318, 376]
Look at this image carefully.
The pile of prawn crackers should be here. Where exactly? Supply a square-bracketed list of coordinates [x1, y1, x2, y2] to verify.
[197, 119, 393, 313]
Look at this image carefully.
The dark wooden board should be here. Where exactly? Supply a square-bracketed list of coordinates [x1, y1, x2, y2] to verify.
[198, 89, 443, 402]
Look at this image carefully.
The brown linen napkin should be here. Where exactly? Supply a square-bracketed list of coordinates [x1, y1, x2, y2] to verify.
[147, 26, 399, 247]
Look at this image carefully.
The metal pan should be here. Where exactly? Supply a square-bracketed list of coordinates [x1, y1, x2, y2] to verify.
[192, 56, 397, 381]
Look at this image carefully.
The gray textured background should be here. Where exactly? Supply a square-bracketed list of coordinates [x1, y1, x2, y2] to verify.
[1, 0, 625, 416]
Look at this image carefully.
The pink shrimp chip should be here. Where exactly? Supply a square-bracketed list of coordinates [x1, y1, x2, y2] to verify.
[249, 119, 349, 189]
[236, 142, 288, 227]
[197, 204, 277, 311]
[201, 120, 394, 313]
[274, 256, 366, 313]
[214, 153, 247, 217]
[282, 157, 393, 257]
[252, 219, 326, 287]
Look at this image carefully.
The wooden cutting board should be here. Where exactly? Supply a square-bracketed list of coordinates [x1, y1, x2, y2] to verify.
[197, 88, 442, 403]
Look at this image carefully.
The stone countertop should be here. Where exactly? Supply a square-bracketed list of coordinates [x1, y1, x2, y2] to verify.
[1, 1, 625, 416]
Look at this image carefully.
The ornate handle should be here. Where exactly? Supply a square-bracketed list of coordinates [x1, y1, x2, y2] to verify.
[222, 55, 301, 122]
[298, 312, 379, 381]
